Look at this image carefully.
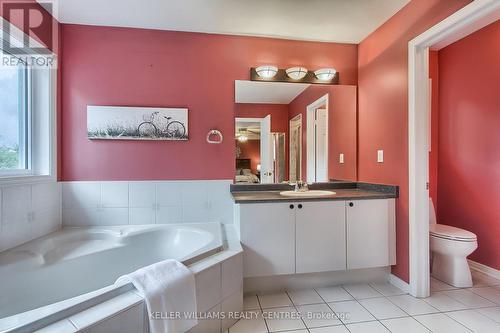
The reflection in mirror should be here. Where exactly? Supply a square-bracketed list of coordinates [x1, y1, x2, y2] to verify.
[289, 114, 302, 182]
[235, 117, 286, 184]
[235, 118, 261, 184]
[272, 133, 286, 183]
[234, 80, 357, 184]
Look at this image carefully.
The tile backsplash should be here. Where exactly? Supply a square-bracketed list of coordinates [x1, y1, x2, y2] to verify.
[62, 180, 234, 227]
[0, 180, 233, 251]
[0, 182, 61, 252]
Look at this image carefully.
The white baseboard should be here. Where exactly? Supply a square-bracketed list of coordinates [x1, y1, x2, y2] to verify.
[244, 268, 390, 294]
[388, 274, 410, 293]
[468, 259, 500, 280]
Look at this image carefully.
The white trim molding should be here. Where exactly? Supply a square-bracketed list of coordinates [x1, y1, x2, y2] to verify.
[389, 274, 410, 294]
[306, 94, 329, 183]
[408, 0, 500, 298]
[468, 260, 500, 280]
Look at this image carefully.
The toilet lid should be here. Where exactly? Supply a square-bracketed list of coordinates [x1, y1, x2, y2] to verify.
[430, 224, 477, 241]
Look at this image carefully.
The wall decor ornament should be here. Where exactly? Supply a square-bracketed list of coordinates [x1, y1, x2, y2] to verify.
[87, 106, 188, 140]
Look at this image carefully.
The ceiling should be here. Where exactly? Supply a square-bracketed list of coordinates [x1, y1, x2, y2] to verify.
[235, 81, 310, 104]
[235, 121, 260, 140]
[45, 0, 411, 43]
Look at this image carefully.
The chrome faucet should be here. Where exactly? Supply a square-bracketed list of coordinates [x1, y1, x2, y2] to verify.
[294, 180, 309, 192]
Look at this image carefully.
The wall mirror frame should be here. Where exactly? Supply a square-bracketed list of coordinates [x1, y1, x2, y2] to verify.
[234, 80, 357, 184]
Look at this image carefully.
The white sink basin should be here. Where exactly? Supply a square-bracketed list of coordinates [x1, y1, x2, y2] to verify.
[279, 190, 336, 197]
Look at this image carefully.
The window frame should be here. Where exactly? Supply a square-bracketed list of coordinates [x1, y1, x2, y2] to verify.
[0, 17, 57, 185]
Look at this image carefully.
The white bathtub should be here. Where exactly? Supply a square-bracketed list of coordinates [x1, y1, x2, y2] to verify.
[0, 223, 223, 331]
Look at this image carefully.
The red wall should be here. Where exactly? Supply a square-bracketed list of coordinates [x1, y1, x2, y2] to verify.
[235, 140, 260, 174]
[288, 85, 357, 182]
[60, 24, 358, 180]
[357, 0, 471, 282]
[436, 21, 500, 270]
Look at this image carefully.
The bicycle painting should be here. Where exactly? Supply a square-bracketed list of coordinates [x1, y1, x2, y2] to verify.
[87, 106, 188, 140]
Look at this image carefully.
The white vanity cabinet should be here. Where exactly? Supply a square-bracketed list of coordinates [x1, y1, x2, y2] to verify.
[295, 201, 346, 273]
[346, 199, 396, 269]
[239, 203, 296, 277]
[236, 198, 395, 278]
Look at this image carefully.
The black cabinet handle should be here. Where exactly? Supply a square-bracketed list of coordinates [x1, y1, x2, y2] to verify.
[289, 204, 294, 209]
[298, 204, 303, 209]
[349, 202, 354, 207]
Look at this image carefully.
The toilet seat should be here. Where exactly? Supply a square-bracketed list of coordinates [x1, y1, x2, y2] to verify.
[430, 224, 477, 242]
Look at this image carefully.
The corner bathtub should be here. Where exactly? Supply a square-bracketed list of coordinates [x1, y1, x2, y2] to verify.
[0, 223, 223, 331]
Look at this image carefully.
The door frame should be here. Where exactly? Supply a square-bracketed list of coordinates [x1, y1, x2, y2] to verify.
[408, 0, 500, 297]
[289, 114, 303, 182]
[306, 94, 329, 183]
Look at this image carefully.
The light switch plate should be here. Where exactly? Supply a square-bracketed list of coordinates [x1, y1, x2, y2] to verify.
[339, 153, 344, 164]
[377, 150, 384, 163]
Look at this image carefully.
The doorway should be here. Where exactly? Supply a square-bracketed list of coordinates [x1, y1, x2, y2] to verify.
[306, 94, 329, 183]
[235, 116, 275, 184]
[408, 0, 499, 297]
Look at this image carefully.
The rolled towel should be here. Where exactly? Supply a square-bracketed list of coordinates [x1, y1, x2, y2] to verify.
[116, 259, 197, 333]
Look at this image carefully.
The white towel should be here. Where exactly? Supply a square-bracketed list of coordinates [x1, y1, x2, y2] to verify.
[116, 259, 198, 333]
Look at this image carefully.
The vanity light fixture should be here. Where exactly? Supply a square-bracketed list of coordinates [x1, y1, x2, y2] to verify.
[286, 67, 308, 80]
[314, 68, 337, 81]
[238, 134, 248, 142]
[250, 66, 338, 84]
[255, 65, 278, 79]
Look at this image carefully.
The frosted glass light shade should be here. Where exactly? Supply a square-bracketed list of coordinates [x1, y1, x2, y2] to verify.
[238, 135, 248, 142]
[255, 65, 278, 79]
[286, 67, 308, 80]
[314, 68, 337, 81]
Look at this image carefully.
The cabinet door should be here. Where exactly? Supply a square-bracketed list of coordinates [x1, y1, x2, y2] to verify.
[239, 203, 296, 277]
[296, 201, 346, 273]
[346, 199, 394, 269]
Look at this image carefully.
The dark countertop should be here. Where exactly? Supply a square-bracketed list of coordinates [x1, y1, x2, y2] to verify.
[232, 188, 397, 204]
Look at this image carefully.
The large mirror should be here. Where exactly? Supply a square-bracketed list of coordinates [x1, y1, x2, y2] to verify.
[234, 80, 357, 184]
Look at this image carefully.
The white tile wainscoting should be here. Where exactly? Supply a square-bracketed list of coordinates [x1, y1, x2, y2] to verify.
[62, 180, 234, 227]
[0, 182, 61, 252]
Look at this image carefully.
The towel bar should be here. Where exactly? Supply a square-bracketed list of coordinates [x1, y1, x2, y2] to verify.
[206, 130, 223, 144]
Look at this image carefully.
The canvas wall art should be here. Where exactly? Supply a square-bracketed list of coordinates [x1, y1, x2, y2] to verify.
[87, 106, 188, 140]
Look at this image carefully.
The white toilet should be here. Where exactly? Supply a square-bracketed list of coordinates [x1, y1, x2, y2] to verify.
[429, 199, 478, 288]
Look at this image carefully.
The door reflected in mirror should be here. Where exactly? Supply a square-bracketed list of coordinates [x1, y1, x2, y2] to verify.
[234, 80, 357, 184]
[235, 117, 286, 184]
[289, 114, 302, 182]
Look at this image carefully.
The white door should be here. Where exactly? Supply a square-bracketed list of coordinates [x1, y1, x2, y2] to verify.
[239, 203, 296, 277]
[296, 201, 346, 273]
[260, 115, 273, 183]
[346, 199, 395, 269]
[315, 109, 328, 182]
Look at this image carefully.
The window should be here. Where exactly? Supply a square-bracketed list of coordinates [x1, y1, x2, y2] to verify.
[0, 60, 30, 172]
[0, 19, 55, 182]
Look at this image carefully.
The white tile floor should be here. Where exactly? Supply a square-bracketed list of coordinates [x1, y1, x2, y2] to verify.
[229, 271, 500, 332]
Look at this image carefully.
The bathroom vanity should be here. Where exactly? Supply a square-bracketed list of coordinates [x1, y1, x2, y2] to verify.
[232, 183, 398, 278]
